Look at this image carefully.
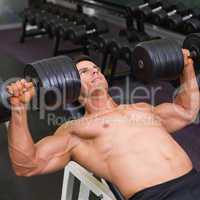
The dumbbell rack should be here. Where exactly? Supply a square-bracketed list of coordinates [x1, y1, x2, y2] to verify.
[22, 0, 187, 47]
[20, 2, 56, 43]
[21, 0, 187, 83]
[20, 18, 48, 43]
[53, 0, 186, 83]
[56, 0, 186, 44]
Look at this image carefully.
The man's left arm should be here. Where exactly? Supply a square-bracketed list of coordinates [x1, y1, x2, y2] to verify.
[155, 49, 200, 133]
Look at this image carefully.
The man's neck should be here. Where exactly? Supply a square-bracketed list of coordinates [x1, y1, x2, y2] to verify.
[84, 94, 118, 115]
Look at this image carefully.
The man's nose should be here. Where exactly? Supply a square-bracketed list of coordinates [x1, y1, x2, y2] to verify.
[91, 68, 98, 75]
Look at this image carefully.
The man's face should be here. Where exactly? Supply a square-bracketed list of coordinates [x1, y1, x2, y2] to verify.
[76, 60, 108, 98]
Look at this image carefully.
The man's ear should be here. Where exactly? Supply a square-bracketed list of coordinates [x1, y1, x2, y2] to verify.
[78, 90, 88, 105]
[78, 94, 83, 104]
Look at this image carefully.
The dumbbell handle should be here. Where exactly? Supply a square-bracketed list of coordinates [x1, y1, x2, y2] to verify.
[86, 27, 107, 35]
[85, 28, 98, 35]
[182, 14, 193, 21]
[166, 3, 186, 17]
[189, 51, 197, 60]
[69, 28, 100, 40]
[138, 2, 149, 9]
[133, 1, 160, 11]
[152, 6, 162, 13]
[3, 78, 37, 100]
[167, 9, 177, 17]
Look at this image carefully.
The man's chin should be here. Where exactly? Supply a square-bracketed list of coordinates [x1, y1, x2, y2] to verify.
[90, 85, 108, 95]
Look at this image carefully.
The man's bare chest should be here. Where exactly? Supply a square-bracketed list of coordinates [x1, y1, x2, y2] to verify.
[78, 106, 161, 132]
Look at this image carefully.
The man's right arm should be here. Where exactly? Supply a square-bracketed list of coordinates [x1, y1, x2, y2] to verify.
[7, 80, 80, 177]
[8, 108, 79, 176]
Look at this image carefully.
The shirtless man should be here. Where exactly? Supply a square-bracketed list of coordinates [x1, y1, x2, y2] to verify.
[7, 50, 200, 200]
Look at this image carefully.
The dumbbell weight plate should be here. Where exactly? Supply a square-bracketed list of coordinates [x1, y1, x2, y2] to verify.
[120, 44, 136, 63]
[167, 14, 182, 30]
[119, 29, 150, 42]
[109, 38, 124, 56]
[67, 25, 87, 41]
[43, 15, 61, 32]
[59, 22, 78, 40]
[184, 18, 200, 34]
[36, 13, 52, 29]
[132, 39, 184, 82]
[40, 61, 58, 90]
[49, 62, 65, 91]
[57, 57, 81, 102]
[0, 56, 81, 123]
[51, 56, 80, 102]
[150, 9, 167, 25]
[43, 58, 63, 106]
[24, 63, 50, 108]
[0, 79, 11, 123]
[92, 20, 109, 35]
[24, 56, 81, 105]
[139, 6, 152, 18]
[161, 0, 175, 10]
[25, 60, 57, 106]
[24, 61, 50, 89]
[27, 10, 40, 25]
[95, 33, 113, 52]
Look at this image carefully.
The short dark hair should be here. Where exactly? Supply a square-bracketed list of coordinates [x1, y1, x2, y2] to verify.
[73, 54, 96, 65]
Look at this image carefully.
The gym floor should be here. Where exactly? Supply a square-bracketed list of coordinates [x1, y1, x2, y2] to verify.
[0, 27, 200, 200]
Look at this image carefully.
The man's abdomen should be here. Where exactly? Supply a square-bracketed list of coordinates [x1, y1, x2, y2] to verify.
[105, 128, 193, 199]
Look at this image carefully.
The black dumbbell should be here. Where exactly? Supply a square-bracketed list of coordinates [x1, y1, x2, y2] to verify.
[132, 0, 176, 21]
[23, 2, 60, 26]
[119, 28, 151, 42]
[108, 37, 130, 57]
[67, 19, 109, 43]
[150, 2, 186, 25]
[166, 8, 200, 32]
[46, 17, 70, 36]
[41, 2, 60, 14]
[132, 33, 200, 82]
[58, 14, 93, 40]
[35, 6, 73, 30]
[35, 13, 57, 29]
[25, 5, 51, 26]
[42, 15, 70, 35]
[59, 22, 81, 40]
[22, 6, 39, 18]
[130, 0, 161, 17]
[42, 11, 85, 38]
[120, 43, 137, 64]
[184, 18, 200, 34]
[24, 8, 43, 25]
[183, 10, 200, 33]
[89, 33, 115, 53]
[0, 56, 81, 123]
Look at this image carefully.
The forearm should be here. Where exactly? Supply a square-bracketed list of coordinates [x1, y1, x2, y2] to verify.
[8, 105, 37, 174]
[175, 63, 200, 117]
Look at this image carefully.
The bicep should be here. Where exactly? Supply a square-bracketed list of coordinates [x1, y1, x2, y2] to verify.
[35, 148, 71, 175]
[31, 126, 79, 175]
[155, 103, 192, 133]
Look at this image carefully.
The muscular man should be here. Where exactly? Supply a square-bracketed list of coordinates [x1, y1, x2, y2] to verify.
[7, 50, 200, 200]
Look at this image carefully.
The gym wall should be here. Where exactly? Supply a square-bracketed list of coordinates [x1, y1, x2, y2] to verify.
[0, 0, 28, 26]
[177, 0, 200, 8]
[0, 0, 199, 27]
[100, 0, 200, 8]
